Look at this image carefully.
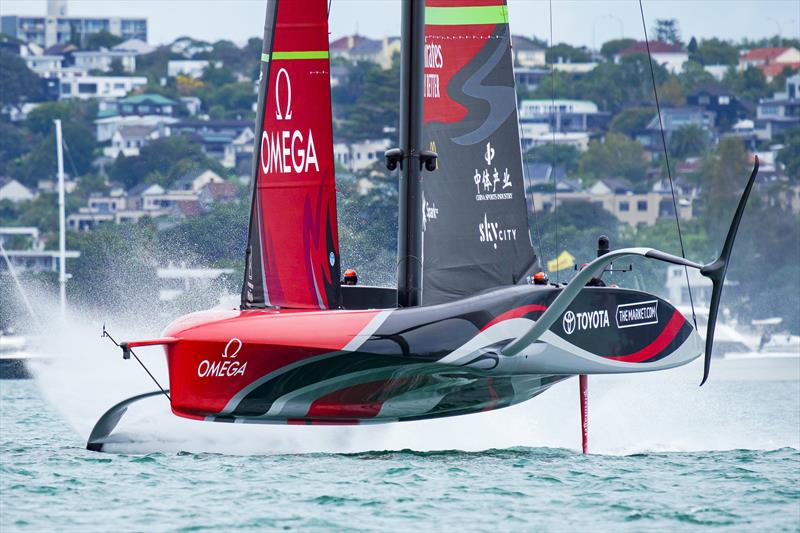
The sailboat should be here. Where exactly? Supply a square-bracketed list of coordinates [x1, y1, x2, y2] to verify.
[87, 0, 759, 451]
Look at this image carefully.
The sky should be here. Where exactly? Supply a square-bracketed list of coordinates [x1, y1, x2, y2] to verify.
[1, 0, 798, 49]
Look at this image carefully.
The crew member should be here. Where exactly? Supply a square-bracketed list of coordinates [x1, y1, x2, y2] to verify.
[343, 268, 358, 286]
[532, 271, 548, 285]
[580, 263, 606, 287]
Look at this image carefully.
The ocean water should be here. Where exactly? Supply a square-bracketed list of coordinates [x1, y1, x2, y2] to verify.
[2, 371, 799, 531]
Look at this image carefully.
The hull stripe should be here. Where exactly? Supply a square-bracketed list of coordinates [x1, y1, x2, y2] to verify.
[606, 310, 685, 363]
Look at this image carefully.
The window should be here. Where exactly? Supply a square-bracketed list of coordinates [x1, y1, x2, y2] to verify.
[619, 201, 629, 212]
[78, 83, 97, 94]
[718, 96, 730, 105]
[698, 95, 710, 105]
[637, 200, 648, 211]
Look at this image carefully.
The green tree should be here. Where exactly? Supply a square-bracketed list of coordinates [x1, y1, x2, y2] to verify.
[109, 135, 216, 190]
[338, 56, 400, 140]
[609, 107, 654, 136]
[600, 39, 636, 60]
[0, 121, 28, 175]
[578, 133, 648, 184]
[85, 30, 123, 50]
[202, 64, 235, 86]
[722, 66, 770, 102]
[690, 38, 739, 66]
[546, 43, 591, 64]
[654, 19, 681, 45]
[525, 144, 581, 174]
[0, 51, 42, 111]
[15, 122, 97, 187]
[23, 100, 96, 136]
[698, 137, 749, 240]
[657, 77, 685, 106]
[669, 124, 708, 159]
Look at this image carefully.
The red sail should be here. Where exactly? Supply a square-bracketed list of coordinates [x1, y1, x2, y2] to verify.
[242, 0, 341, 309]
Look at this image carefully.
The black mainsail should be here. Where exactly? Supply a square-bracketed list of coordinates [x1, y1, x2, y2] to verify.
[421, 0, 537, 305]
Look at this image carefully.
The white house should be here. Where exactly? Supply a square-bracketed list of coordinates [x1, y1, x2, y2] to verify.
[511, 35, 546, 68]
[72, 49, 137, 73]
[94, 114, 179, 143]
[0, 178, 34, 203]
[59, 75, 147, 100]
[167, 59, 214, 78]
[333, 139, 392, 172]
[171, 169, 225, 193]
[113, 38, 154, 55]
[222, 127, 254, 169]
[103, 125, 165, 158]
[24, 54, 63, 74]
[615, 41, 688, 74]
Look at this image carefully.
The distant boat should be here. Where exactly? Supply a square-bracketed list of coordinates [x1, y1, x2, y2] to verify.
[0, 334, 34, 379]
[87, 0, 761, 452]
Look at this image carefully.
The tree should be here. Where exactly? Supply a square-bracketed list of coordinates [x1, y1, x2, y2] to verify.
[722, 66, 770, 102]
[546, 43, 591, 64]
[600, 39, 636, 60]
[609, 107, 654, 136]
[776, 128, 800, 180]
[15, 122, 97, 187]
[202, 64, 235, 86]
[0, 121, 28, 175]
[698, 137, 749, 240]
[0, 51, 42, 111]
[338, 56, 400, 140]
[578, 133, 648, 184]
[85, 30, 123, 50]
[525, 144, 581, 174]
[654, 19, 681, 46]
[657, 77, 685, 106]
[23, 101, 96, 136]
[109, 136, 215, 190]
[691, 38, 739, 66]
[669, 124, 708, 159]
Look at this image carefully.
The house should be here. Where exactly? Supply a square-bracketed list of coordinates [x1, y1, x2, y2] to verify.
[171, 120, 253, 163]
[199, 182, 239, 209]
[687, 85, 753, 129]
[519, 99, 609, 132]
[511, 35, 546, 68]
[126, 183, 166, 211]
[0, 227, 79, 272]
[739, 47, 800, 80]
[519, 126, 590, 152]
[113, 38, 154, 55]
[333, 139, 392, 172]
[87, 190, 127, 213]
[755, 74, 800, 141]
[24, 54, 63, 74]
[66, 207, 114, 231]
[167, 59, 213, 79]
[329, 34, 399, 69]
[103, 124, 165, 158]
[635, 107, 715, 156]
[589, 179, 633, 196]
[117, 93, 177, 117]
[1, 13, 146, 49]
[180, 96, 202, 116]
[172, 169, 225, 193]
[330, 65, 351, 88]
[514, 67, 549, 92]
[59, 75, 147, 100]
[222, 127, 255, 170]
[615, 41, 688, 74]
[0, 178, 34, 203]
[72, 48, 137, 73]
[94, 114, 178, 143]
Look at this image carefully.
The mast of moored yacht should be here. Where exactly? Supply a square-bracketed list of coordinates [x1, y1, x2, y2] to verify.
[55, 119, 66, 318]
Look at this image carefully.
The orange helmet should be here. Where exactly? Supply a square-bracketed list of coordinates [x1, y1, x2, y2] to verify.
[532, 271, 548, 285]
[343, 268, 358, 285]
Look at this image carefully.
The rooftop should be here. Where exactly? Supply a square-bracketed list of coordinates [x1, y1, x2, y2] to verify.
[618, 41, 684, 56]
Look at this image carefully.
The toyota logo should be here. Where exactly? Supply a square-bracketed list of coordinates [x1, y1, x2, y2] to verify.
[562, 310, 576, 335]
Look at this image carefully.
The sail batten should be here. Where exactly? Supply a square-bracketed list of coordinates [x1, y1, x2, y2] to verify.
[242, 0, 341, 310]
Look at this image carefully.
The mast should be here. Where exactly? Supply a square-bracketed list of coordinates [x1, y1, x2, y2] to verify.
[396, 0, 426, 308]
[55, 119, 66, 318]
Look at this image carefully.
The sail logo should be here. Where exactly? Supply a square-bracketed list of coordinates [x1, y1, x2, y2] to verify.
[197, 338, 247, 378]
[562, 309, 610, 335]
[260, 68, 319, 174]
[478, 213, 517, 250]
[484, 142, 495, 166]
[424, 43, 442, 99]
[473, 142, 512, 201]
[616, 300, 659, 328]
[275, 68, 292, 120]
